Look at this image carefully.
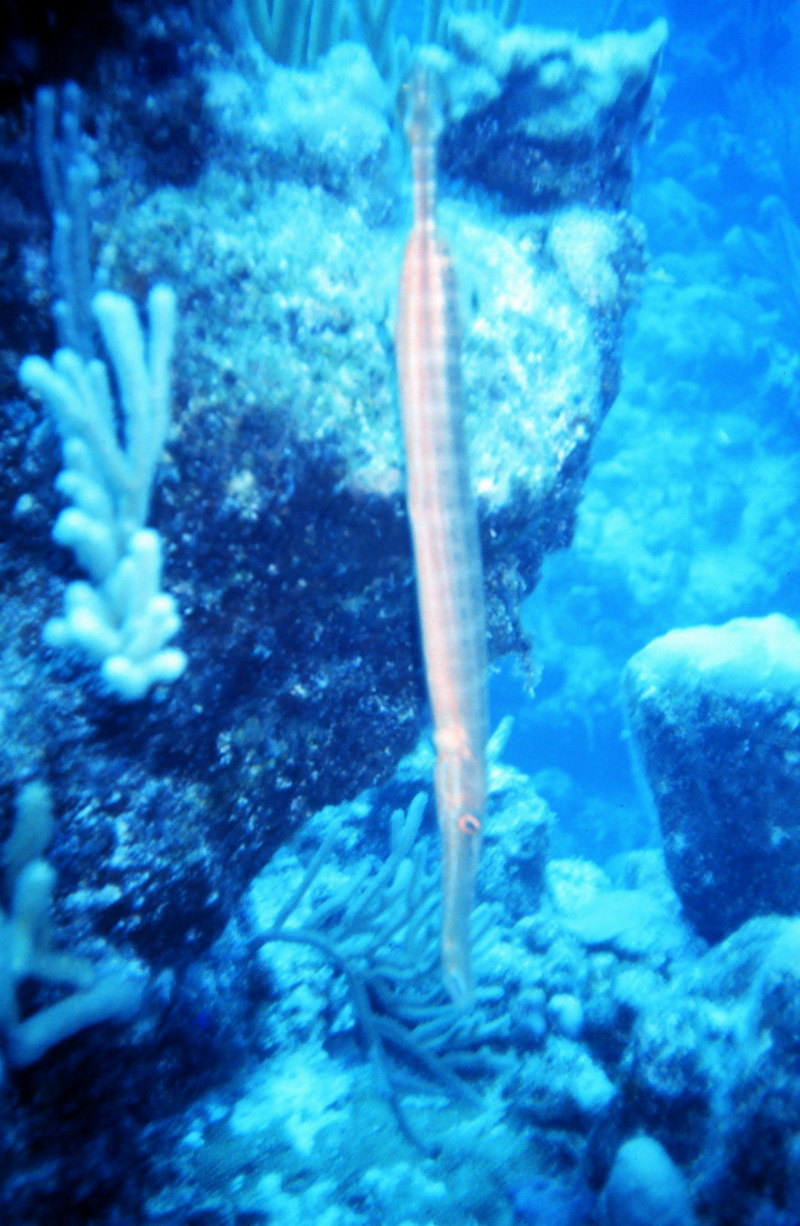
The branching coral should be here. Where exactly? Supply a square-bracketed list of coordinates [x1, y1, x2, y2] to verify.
[242, 0, 524, 78]
[248, 793, 505, 1150]
[0, 783, 145, 1082]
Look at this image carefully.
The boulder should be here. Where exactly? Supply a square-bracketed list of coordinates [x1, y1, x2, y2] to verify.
[623, 614, 800, 942]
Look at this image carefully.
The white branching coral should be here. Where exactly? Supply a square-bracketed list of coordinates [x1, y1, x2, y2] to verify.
[0, 783, 145, 1082]
[19, 286, 187, 701]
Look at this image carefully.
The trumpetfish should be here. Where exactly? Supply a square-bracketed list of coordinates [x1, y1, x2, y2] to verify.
[395, 63, 488, 1008]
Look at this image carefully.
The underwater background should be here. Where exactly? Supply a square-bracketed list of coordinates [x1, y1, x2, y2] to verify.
[1, 0, 800, 1223]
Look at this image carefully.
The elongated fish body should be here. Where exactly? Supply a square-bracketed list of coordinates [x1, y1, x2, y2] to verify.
[395, 64, 488, 1007]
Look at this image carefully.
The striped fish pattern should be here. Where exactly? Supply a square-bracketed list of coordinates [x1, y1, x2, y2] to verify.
[395, 63, 489, 1008]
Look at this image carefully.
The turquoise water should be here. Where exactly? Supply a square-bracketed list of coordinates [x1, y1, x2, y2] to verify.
[1, 2, 799, 1223]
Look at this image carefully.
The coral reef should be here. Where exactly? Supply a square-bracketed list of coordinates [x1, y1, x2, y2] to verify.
[15, 4, 800, 1225]
[1, 15, 659, 977]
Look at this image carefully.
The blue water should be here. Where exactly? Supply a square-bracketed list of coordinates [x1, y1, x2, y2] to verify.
[495, 0, 800, 862]
[2, 1, 800, 1223]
